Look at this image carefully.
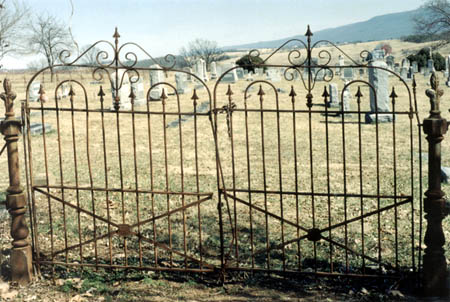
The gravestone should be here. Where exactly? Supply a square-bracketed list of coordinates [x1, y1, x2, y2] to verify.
[29, 122, 52, 135]
[427, 59, 434, 75]
[203, 60, 209, 81]
[149, 64, 165, 101]
[342, 68, 354, 81]
[175, 72, 192, 94]
[236, 68, 245, 79]
[386, 55, 395, 70]
[407, 67, 413, 81]
[328, 83, 339, 108]
[110, 69, 132, 110]
[194, 59, 208, 82]
[220, 65, 238, 83]
[210, 62, 218, 80]
[184, 67, 192, 81]
[366, 59, 392, 123]
[130, 76, 146, 106]
[400, 67, 408, 80]
[56, 83, 70, 100]
[412, 61, 418, 73]
[28, 82, 41, 102]
[342, 86, 351, 116]
[401, 58, 410, 68]
[266, 69, 281, 82]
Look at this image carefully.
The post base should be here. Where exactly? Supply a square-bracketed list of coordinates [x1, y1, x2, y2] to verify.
[10, 245, 32, 285]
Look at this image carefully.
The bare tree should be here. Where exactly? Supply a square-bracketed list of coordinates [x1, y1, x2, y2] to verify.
[180, 39, 224, 70]
[27, 13, 72, 80]
[0, 0, 29, 66]
[414, 0, 450, 46]
[79, 44, 103, 66]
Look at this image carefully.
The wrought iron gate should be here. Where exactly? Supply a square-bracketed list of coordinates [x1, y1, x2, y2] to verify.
[23, 29, 217, 273]
[21, 27, 424, 280]
[212, 27, 424, 277]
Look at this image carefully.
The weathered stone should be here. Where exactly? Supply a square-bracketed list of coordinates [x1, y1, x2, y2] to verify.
[328, 83, 339, 108]
[29, 123, 52, 135]
[366, 60, 391, 123]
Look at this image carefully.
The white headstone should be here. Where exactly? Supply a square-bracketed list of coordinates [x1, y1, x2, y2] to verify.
[29, 82, 41, 102]
[210, 62, 218, 80]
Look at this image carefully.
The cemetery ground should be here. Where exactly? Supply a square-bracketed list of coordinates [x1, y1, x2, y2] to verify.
[0, 39, 449, 301]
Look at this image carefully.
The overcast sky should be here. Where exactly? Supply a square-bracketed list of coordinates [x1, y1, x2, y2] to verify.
[5, 0, 425, 69]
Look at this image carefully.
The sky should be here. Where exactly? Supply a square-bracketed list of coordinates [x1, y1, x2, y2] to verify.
[4, 0, 425, 69]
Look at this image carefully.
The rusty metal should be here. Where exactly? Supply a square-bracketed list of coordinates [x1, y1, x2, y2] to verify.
[422, 72, 449, 297]
[212, 25, 423, 280]
[1, 79, 33, 284]
[23, 28, 215, 274]
[20, 26, 431, 287]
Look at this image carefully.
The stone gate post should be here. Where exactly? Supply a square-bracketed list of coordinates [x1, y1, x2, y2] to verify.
[422, 72, 449, 297]
[0, 78, 32, 284]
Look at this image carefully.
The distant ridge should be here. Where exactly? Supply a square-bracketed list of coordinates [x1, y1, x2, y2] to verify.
[226, 8, 422, 50]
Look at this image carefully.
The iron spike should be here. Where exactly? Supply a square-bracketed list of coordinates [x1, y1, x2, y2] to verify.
[97, 86, 105, 97]
[226, 85, 233, 96]
[289, 85, 297, 97]
[321, 86, 329, 98]
[257, 85, 265, 96]
[355, 86, 363, 98]
[389, 87, 398, 99]
[68, 85, 75, 96]
[305, 25, 313, 37]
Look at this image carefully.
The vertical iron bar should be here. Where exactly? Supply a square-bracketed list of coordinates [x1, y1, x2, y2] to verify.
[226, 85, 239, 267]
[130, 88, 143, 267]
[192, 90, 203, 269]
[258, 85, 270, 270]
[244, 92, 255, 269]
[69, 87, 83, 266]
[54, 88, 68, 265]
[356, 87, 365, 273]
[161, 89, 173, 266]
[146, 94, 158, 267]
[290, 86, 302, 271]
[322, 86, 333, 273]
[98, 87, 113, 265]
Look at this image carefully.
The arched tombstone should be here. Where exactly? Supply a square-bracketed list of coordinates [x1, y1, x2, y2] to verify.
[110, 69, 131, 110]
[366, 50, 392, 123]
[28, 81, 41, 102]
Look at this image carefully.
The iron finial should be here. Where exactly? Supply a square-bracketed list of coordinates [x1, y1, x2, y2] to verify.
[426, 71, 443, 116]
[290, 85, 297, 97]
[226, 85, 233, 96]
[305, 25, 313, 37]
[113, 27, 120, 40]
[98, 86, 105, 97]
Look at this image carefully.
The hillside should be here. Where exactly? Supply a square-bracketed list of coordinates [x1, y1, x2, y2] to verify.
[226, 8, 422, 50]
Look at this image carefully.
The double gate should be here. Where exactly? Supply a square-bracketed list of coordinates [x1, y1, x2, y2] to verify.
[18, 27, 427, 280]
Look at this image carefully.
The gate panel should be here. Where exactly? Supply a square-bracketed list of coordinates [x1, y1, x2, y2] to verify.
[23, 34, 218, 272]
[213, 36, 423, 276]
